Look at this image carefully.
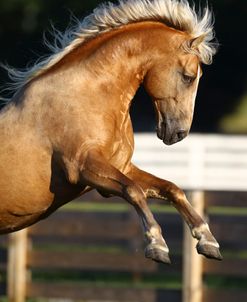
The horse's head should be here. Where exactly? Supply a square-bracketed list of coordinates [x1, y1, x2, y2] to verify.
[144, 37, 204, 145]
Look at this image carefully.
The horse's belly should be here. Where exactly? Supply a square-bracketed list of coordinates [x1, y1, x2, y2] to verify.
[0, 140, 56, 233]
[0, 178, 85, 234]
[0, 161, 54, 233]
[0, 150, 89, 234]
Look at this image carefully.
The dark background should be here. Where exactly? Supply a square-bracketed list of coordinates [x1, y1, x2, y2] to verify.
[0, 0, 246, 133]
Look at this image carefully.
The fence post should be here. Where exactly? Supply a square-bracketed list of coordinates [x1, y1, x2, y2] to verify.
[182, 191, 204, 302]
[7, 228, 28, 302]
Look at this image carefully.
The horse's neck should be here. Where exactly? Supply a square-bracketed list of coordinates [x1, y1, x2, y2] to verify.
[21, 22, 173, 112]
[77, 22, 171, 109]
[9, 22, 174, 138]
[81, 29, 147, 108]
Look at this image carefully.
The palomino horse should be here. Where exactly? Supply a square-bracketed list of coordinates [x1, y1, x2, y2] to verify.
[0, 0, 222, 263]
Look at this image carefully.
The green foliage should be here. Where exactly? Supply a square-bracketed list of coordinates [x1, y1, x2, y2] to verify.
[220, 93, 247, 133]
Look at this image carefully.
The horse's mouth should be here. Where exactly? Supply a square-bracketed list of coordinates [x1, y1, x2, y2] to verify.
[156, 121, 187, 145]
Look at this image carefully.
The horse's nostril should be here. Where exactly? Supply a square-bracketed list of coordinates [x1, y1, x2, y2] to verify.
[177, 130, 187, 141]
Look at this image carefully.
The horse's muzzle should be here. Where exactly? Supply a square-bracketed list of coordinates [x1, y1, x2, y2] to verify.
[156, 120, 188, 145]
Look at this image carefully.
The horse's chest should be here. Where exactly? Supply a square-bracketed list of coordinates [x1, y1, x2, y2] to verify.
[110, 131, 134, 173]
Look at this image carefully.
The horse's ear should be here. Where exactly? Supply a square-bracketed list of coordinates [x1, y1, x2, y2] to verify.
[189, 34, 206, 49]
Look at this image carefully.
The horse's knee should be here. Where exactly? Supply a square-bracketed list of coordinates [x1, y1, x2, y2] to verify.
[164, 181, 186, 203]
[124, 184, 146, 205]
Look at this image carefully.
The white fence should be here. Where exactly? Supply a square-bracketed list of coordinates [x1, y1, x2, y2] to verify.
[133, 133, 247, 302]
[133, 133, 247, 192]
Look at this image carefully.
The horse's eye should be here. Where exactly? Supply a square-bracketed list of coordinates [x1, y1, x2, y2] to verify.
[182, 74, 196, 85]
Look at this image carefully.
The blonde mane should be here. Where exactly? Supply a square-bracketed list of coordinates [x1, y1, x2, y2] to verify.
[2, 0, 217, 99]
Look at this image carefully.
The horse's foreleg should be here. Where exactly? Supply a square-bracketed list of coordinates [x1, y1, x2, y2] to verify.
[79, 150, 171, 264]
[127, 164, 222, 261]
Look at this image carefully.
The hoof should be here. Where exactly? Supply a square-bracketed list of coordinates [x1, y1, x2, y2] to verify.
[145, 244, 171, 264]
[196, 242, 223, 261]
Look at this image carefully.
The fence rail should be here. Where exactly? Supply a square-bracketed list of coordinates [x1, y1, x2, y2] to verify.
[133, 134, 247, 191]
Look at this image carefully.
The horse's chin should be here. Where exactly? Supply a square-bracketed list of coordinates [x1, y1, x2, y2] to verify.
[162, 136, 180, 145]
[158, 135, 183, 145]
[156, 125, 188, 145]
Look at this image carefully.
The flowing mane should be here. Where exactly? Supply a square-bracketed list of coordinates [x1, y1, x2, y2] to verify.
[1, 0, 217, 99]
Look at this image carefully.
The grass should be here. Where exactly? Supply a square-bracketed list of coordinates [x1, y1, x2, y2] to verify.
[222, 250, 247, 260]
[62, 201, 247, 216]
[208, 206, 247, 216]
[31, 271, 182, 290]
[33, 243, 125, 253]
[204, 275, 247, 290]
[61, 201, 178, 214]
[60, 201, 247, 216]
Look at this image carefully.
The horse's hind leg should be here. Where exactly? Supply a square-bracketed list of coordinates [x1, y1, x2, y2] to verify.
[128, 164, 222, 261]
[79, 150, 171, 264]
